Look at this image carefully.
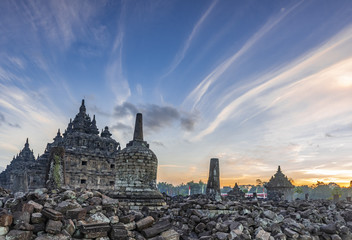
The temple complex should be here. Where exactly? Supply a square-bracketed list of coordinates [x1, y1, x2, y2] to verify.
[0, 100, 119, 192]
[265, 166, 294, 201]
[0, 138, 35, 192]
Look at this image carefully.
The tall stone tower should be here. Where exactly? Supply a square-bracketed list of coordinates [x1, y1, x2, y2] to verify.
[206, 158, 221, 201]
[113, 113, 166, 209]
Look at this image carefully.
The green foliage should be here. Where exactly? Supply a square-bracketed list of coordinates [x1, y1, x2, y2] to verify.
[53, 154, 61, 188]
[294, 186, 303, 194]
[157, 180, 207, 196]
[331, 186, 342, 197]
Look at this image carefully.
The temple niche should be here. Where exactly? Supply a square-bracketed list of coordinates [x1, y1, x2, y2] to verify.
[265, 166, 294, 201]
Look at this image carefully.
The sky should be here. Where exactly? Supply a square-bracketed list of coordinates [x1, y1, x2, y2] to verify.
[1, 0, 352, 187]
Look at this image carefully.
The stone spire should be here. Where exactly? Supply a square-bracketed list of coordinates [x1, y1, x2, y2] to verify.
[79, 99, 86, 114]
[53, 129, 62, 142]
[133, 113, 143, 141]
[126, 113, 149, 148]
[206, 158, 221, 201]
[25, 138, 29, 149]
[89, 115, 99, 135]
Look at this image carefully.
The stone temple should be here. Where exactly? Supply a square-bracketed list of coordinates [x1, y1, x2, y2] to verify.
[0, 100, 165, 209]
[265, 166, 294, 201]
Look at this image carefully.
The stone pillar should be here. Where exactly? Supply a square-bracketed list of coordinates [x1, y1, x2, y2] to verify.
[133, 113, 143, 141]
[206, 158, 221, 201]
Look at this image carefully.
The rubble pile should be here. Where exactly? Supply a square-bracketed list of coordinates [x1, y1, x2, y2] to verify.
[0, 189, 352, 239]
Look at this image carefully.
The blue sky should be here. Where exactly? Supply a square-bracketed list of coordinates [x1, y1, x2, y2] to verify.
[1, 0, 352, 186]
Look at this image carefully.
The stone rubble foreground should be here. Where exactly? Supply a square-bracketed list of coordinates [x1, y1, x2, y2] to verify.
[0, 187, 351, 239]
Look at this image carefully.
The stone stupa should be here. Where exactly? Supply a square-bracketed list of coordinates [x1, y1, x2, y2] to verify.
[112, 113, 166, 209]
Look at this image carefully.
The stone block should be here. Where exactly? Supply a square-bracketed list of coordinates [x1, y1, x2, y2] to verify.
[45, 220, 63, 234]
[79, 222, 111, 239]
[110, 224, 128, 240]
[160, 228, 180, 240]
[64, 219, 75, 236]
[120, 214, 135, 223]
[21, 203, 34, 214]
[5, 230, 32, 240]
[13, 211, 30, 224]
[32, 222, 45, 233]
[142, 220, 172, 238]
[66, 208, 86, 220]
[0, 211, 12, 227]
[136, 216, 155, 231]
[87, 212, 110, 224]
[42, 208, 63, 221]
[0, 226, 8, 236]
[31, 212, 45, 224]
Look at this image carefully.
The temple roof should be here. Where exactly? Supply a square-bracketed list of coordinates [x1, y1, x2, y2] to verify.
[14, 138, 35, 162]
[265, 166, 294, 189]
[64, 99, 100, 136]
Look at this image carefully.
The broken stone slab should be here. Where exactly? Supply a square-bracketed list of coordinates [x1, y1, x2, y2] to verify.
[55, 200, 81, 214]
[136, 216, 155, 231]
[120, 214, 135, 224]
[142, 220, 172, 238]
[0, 210, 12, 227]
[255, 229, 270, 240]
[79, 222, 111, 238]
[0, 226, 8, 236]
[160, 228, 180, 240]
[65, 208, 87, 220]
[5, 229, 33, 240]
[42, 208, 63, 221]
[283, 228, 299, 239]
[63, 219, 75, 236]
[13, 211, 30, 225]
[110, 227, 128, 240]
[45, 220, 62, 235]
[21, 203, 34, 214]
[31, 212, 45, 224]
[87, 212, 110, 224]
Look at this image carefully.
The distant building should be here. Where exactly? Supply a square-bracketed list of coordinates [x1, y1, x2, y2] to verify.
[265, 166, 294, 201]
[245, 185, 267, 199]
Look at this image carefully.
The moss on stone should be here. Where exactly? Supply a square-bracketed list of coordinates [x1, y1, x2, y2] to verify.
[53, 154, 61, 188]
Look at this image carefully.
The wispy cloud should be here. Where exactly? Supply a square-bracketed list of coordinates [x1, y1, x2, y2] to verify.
[162, 0, 218, 78]
[106, 2, 131, 105]
[192, 24, 352, 141]
[183, 2, 302, 111]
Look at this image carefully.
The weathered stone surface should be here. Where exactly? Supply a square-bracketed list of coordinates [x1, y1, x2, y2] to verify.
[79, 222, 111, 238]
[142, 220, 172, 238]
[45, 220, 62, 234]
[160, 229, 180, 240]
[110, 225, 128, 240]
[5, 230, 32, 240]
[0, 226, 8, 236]
[255, 229, 270, 240]
[65, 208, 86, 220]
[42, 208, 63, 221]
[27, 201, 43, 213]
[87, 212, 110, 224]
[136, 216, 155, 231]
[13, 211, 30, 224]
[31, 213, 44, 224]
[0, 210, 12, 227]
